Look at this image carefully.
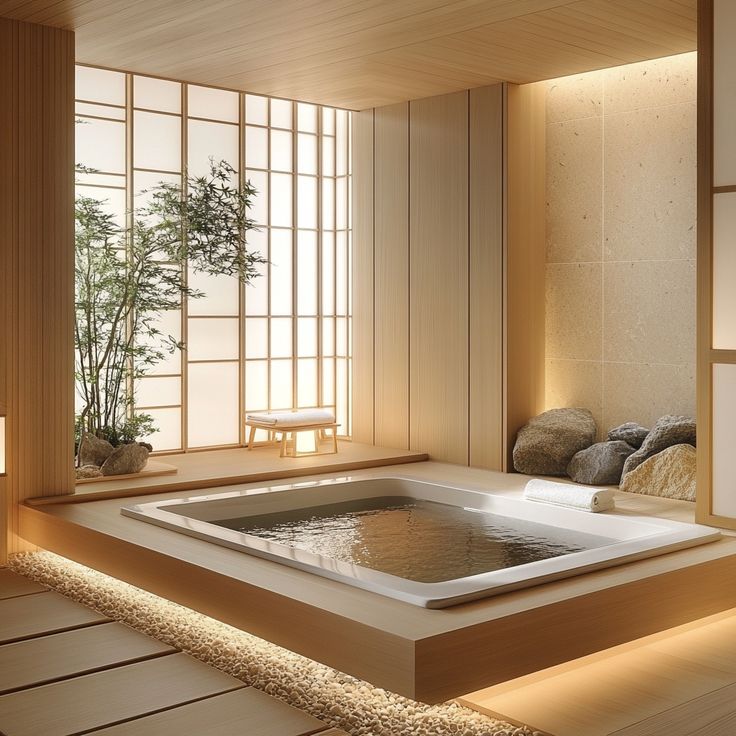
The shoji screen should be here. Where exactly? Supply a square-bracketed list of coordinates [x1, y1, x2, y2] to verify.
[698, 0, 736, 526]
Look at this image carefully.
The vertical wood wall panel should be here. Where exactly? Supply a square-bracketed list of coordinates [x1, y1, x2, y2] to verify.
[0, 18, 75, 561]
[409, 91, 469, 464]
[469, 86, 504, 470]
[374, 103, 409, 449]
[350, 109, 375, 443]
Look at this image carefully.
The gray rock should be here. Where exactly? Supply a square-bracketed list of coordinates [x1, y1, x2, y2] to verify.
[100, 443, 149, 476]
[78, 432, 114, 467]
[622, 414, 696, 479]
[75, 464, 102, 480]
[567, 440, 636, 485]
[607, 422, 649, 449]
[513, 408, 597, 476]
[620, 444, 696, 501]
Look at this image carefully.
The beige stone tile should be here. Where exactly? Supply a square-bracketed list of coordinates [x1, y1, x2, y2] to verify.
[602, 361, 696, 433]
[545, 71, 603, 124]
[604, 52, 696, 115]
[603, 260, 695, 365]
[546, 262, 602, 361]
[546, 116, 602, 263]
[603, 102, 696, 262]
[545, 359, 604, 439]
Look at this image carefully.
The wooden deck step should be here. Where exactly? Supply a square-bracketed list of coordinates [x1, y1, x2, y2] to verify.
[0, 652, 243, 736]
[0, 569, 47, 600]
[89, 688, 329, 736]
[0, 622, 175, 695]
[0, 591, 108, 645]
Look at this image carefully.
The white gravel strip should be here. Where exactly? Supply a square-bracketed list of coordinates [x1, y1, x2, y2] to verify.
[10, 551, 541, 736]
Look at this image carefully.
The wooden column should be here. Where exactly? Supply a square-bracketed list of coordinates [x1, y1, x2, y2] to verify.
[0, 17, 76, 562]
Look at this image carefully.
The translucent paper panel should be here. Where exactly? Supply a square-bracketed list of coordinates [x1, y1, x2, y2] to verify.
[713, 363, 736, 517]
[245, 360, 268, 410]
[245, 126, 268, 169]
[270, 130, 293, 172]
[245, 318, 268, 359]
[336, 110, 348, 175]
[245, 95, 268, 126]
[188, 119, 239, 178]
[75, 101, 125, 120]
[322, 232, 335, 314]
[270, 318, 293, 358]
[336, 177, 348, 230]
[298, 358, 318, 406]
[245, 248, 268, 315]
[139, 310, 181, 375]
[75, 186, 126, 229]
[138, 407, 181, 451]
[76, 66, 125, 106]
[714, 0, 736, 186]
[76, 171, 126, 188]
[246, 170, 268, 225]
[133, 111, 181, 172]
[134, 76, 181, 113]
[297, 231, 318, 314]
[322, 358, 335, 405]
[76, 118, 125, 173]
[136, 376, 181, 407]
[270, 173, 293, 227]
[336, 357, 348, 429]
[188, 85, 239, 123]
[322, 178, 335, 229]
[270, 99, 292, 129]
[713, 192, 736, 348]
[297, 318, 318, 356]
[270, 230, 292, 314]
[297, 103, 318, 133]
[322, 139, 335, 176]
[270, 360, 293, 409]
[298, 176, 318, 229]
[187, 270, 240, 316]
[188, 362, 239, 447]
[336, 232, 348, 315]
[322, 317, 335, 356]
[322, 107, 335, 135]
[133, 171, 181, 227]
[298, 134, 317, 175]
[187, 318, 239, 361]
[336, 317, 348, 356]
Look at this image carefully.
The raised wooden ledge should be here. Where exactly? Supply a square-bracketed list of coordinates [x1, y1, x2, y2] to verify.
[16, 462, 736, 704]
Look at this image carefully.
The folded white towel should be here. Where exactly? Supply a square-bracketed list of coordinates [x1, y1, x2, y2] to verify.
[523, 479, 615, 513]
[246, 409, 336, 427]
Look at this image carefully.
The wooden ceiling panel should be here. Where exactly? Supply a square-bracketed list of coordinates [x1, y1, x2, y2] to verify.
[0, 0, 697, 109]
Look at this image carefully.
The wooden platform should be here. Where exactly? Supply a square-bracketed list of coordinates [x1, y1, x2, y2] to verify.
[37, 442, 427, 504]
[17, 461, 736, 704]
[0, 568, 341, 736]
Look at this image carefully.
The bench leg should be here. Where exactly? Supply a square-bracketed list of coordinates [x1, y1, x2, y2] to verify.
[279, 431, 287, 458]
[332, 428, 338, 454]
[247, 425, 256, 449]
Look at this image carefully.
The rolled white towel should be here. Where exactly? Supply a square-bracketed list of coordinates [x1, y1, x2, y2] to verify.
[524, 479, 615, 513]
[246, 409, 336, 427]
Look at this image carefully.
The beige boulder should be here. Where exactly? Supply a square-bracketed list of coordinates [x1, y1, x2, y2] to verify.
[620, 444, 696, 501]
[75, 464, 102, 480]
[100, 443, 149, 476]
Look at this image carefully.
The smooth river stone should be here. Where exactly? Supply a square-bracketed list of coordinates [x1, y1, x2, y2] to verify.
[513, 408, 597, 476]
[622, 414, 696, 479]
[620, 444, 696, 501]
[567, 440, 635, 485]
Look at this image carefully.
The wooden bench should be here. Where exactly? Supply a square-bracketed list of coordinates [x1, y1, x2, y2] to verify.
[245, 419, 339, 457]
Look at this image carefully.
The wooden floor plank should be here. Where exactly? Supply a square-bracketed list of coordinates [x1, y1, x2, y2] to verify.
[88, 688, 328, 736]
[0, 622, 175, 695]
[0, 653, 243, 736]
[0, 568, 46, 600]
[0, 592, 108, 645]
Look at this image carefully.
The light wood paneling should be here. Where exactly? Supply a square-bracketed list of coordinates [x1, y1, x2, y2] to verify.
[469, 85, 504, 470]
[0, 568, 47, 600]
[90, 688, 327, 736]
[374, 102, 410, 450]
[0, 18, 75, 562]
[350, 110, 375, 444]
[409, 91, 469, 464]
[0, 592, 108, 645]
[504, 82, 546, 470]
[0, 1, 696, 109]
[0, 622, 174, 695]
[0, 653, 243, 736]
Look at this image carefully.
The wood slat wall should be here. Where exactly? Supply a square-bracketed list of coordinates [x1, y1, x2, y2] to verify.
[351, 83, 544, 469]
[0, 17, 76, 562]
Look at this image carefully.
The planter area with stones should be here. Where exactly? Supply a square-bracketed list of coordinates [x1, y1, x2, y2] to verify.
[513, 410, 696, 501]
[76, 432, 152, 480]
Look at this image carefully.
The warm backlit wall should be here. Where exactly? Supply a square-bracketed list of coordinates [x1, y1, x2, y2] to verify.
[544, 53, 697, 436]
[75, 66, 352, 451]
